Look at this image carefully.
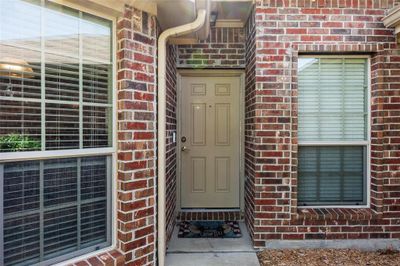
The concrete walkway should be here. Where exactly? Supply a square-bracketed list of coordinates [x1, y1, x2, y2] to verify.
[166, 222, 260, 266]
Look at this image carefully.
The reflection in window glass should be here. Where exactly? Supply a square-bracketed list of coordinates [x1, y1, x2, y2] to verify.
[0, 0, 113, 152]
[0, 1, 113, 265]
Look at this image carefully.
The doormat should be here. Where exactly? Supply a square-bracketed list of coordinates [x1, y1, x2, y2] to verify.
[178, 221, 242, 238]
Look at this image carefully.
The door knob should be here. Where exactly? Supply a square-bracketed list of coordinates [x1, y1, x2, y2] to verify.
[181, 146, 189, 151]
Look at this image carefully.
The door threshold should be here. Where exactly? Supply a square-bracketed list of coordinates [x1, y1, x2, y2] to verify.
[177, 209, 243, 221]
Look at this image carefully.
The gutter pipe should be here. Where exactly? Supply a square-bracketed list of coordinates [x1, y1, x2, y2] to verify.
[157, 8, 207, 266]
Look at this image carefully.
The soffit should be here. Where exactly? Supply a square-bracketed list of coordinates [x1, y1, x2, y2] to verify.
[383, 5, 400, 34]
[51, 0, 253, 42]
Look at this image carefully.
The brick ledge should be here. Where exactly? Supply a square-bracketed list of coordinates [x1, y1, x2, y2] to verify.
[294, 208, 381, 221]
[66, 249, 125, 266]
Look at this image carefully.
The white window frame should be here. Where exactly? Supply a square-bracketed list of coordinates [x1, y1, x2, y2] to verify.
[0, 1, 118, 265]
[297, 55, 371, 209]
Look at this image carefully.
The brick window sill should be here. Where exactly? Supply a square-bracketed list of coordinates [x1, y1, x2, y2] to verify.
[294, 207, 381, 221]
[66, 249, 125, 266]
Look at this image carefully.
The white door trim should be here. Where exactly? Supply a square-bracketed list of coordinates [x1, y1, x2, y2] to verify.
[176, 69, 245, 212]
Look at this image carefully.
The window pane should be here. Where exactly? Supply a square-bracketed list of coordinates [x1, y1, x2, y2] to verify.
[44, 3, 80, 102]
[298, 57, 367, 141]
[43, 206, 78, 259]
[44, 158, 78, 207]
[4, 214, 41, 265]
[3, 161, 40, 215]
[0, 47, 42, 100]
[2, 156, 111, 266]
[45, 103, 80, 150]
[0, 0, 112, 152]
[82, 13, 112, 105]
[82, 62, 112, 104]
[0, 101, 42, 152]
[80, 157, 108, 247]
[298, 146, 365, 205]
[45, 53, 80, 102]
[81, 200, 107, 248]
[83, 105, 112, 148]
[0, 0, 42, 152]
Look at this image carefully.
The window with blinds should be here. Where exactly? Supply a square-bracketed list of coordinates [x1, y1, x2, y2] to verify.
[2, 156, 111, 265]
[0, 1, 114, 265]
[0, 0, 112, 152]
[297, 57, 369, 206]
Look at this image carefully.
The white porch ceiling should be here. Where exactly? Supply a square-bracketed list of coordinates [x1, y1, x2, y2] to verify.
[52, 0, 253, 42]
[153, 0, 253, 30]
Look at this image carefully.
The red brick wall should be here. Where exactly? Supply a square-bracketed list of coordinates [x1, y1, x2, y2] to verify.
[244, 7, 257, 241]
[116, 6, 157, 265]
[165, 44, 178, 241]
[251, 0, 400, 247]
[177, 27, 245, 68]
[111, 2, 400, 264]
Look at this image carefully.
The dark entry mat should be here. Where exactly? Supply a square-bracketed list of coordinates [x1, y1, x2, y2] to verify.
[178, 221, 242, 238]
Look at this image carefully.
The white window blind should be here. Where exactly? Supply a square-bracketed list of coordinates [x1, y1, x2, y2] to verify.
[0, 1, 114, 265]
[298, 58, 368, 142]
[0, 0, 113, 152]
[297, 57, 368, 206]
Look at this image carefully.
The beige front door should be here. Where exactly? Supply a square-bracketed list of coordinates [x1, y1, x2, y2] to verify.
[180, 75, 240, 208]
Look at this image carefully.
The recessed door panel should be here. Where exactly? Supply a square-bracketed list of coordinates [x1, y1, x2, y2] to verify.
[215, 157, 230, 192]
[192, 157, 206, 192]
[215, 84, 231, 96]
[191, 103, 206, 146]
[215, 103, 230, 146]
[191, 83, 206, 96]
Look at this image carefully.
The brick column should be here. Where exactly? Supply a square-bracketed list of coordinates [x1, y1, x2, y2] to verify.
[117, 6, 158, 265]
[379, 46, 400, 220]
[165, 45, 178, 241]
[371, 48, 386, 214]
[244, 7, 257, 242]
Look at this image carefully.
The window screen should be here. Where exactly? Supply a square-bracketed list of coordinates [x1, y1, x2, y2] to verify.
[297, 57, 368, 206]
[2, 156, 111, 265]
[298, 146, 365, 205]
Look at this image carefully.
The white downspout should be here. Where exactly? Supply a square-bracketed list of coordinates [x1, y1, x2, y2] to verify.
[157, 8, 207, 266]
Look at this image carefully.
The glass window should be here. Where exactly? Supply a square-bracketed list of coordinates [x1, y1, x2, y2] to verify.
[0, 1, 113, 265]
[2, 156, 111, 265]
[0, 0, 113, 152]
[297, 57, 368, 206]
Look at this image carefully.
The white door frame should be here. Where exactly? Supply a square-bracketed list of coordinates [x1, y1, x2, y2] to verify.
[176, 69, 245, 212]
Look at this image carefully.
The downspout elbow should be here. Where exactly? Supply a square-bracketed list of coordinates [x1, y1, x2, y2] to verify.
[158, 9, 207, 45]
